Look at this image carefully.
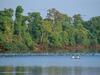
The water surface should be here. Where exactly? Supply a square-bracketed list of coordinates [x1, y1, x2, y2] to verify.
[0, 55, 100, 75]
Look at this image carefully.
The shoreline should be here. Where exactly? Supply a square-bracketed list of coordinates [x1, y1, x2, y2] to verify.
[0, 53, 100, 57]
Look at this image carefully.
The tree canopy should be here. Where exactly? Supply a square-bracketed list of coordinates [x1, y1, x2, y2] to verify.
[0, 6, 100, 53]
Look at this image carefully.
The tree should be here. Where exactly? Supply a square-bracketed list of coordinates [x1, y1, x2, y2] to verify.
[0, 8, 14, 43]
[73, 14, 90, 46]
[28, 12, 42, 43]
[61, 14, 75, 46]
[46, 8, 64, 48]
[41, 20, 52, 45]
[86, 16, 100, 44]
[84, 16, 100, 52]
[21, 16, 34, 50]
[14, 6, 23, 35]
[0, 6, 100, 53]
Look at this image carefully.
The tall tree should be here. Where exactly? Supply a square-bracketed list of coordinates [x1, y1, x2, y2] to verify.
[0, 8, 14, 43]
[84, 16, 100, 50]
[28, 12, 42, 43]
[14, 6, 23, 35]
[73, 14, 90, 45]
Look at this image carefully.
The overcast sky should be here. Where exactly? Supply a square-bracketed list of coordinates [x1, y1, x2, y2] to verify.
[0, 0, 100, 20]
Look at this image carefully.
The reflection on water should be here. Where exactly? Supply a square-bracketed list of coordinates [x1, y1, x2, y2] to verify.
[0, 66, 100, 75]
[0, 55, 100, 75]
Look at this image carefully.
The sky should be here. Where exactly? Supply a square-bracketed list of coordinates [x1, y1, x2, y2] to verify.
[0, 0, 100, 20]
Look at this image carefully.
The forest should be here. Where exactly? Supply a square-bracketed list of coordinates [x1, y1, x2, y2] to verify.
[0, 6, 100, 53]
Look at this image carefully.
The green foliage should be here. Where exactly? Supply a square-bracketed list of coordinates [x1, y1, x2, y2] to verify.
[85, 16, 100, 44]
[28, 12, 42, 43]
[73, 14, 90, 45]
[14, 6, 23, 35]
[0, 6, 100, 53]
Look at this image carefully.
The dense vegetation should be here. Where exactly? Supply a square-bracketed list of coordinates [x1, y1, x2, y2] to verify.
[0, 6, 100, 53]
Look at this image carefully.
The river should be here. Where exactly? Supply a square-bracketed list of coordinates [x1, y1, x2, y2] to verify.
[0, 55, 100, 75]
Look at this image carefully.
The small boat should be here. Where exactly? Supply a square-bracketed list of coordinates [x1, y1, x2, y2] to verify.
[72, 55, 80, 59]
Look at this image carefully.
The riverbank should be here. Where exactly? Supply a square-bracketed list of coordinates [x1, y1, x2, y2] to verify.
[0, 53, 100, 57]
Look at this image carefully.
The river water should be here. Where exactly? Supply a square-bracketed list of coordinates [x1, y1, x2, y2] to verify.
[0, 55, 100, 75]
